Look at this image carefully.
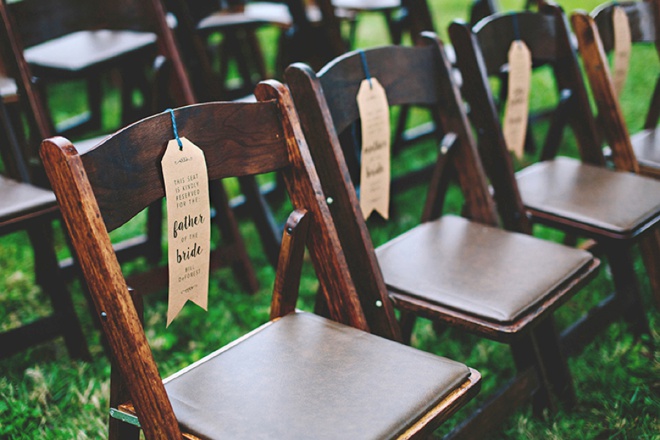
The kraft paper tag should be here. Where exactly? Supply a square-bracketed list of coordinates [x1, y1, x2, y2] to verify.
[612, 6, 631, 97]
[161, 137, 211, 326]
[357, 78, 390, 220]
[503, 40, 532, 160]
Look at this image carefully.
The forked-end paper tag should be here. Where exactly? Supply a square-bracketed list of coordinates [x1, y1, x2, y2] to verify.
[613, 6, 632, 97]
[503, 40, 532, 160]
[357, 77, 390, 220]
[161, 137, 211, 326]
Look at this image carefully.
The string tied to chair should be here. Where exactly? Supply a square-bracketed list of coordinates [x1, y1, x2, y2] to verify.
[512, 13, 521, 41]
[167, 108, 183, 150]
[358, 49, 373, 89]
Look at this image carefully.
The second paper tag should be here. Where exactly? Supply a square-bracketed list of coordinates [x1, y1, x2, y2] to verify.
[357, 78, 390, 220]
[503, 40, 532, 160]
[161, 137, 211, 326]
[612, 6, 631, 96]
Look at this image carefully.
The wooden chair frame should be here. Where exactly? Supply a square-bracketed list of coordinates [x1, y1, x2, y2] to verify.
[0, 3, 88, 359]
[285, 33, 600, 438]
[450, 3, 660, 354]
[40, 80, 480, 439]
[572, 0, 660, 307]
[2, 0, 259, 295]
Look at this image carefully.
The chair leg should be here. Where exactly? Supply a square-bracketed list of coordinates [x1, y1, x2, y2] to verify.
[86, 76, 103, 132]
[510, 333, 555, 417]
[639, 226, 660, 309]
[27, 224, 90, 360]
[398, 310, 417, 344]
[605, 242, 650, 337]
[209, 180, 259, 293]
[109, 291, 142, 440]
[238, 175, 281, 268]
[532, 316, 576, 408]
[145, 200, 164, 265]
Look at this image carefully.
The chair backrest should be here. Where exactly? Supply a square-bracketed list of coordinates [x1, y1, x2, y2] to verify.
[586, 1, 660, 135]
[591, 0, 659, 50]
[571, 5, 657, 174]
[40, 81, 399, 437]
[0, 2, 52, 180]
[284, 33, 500, 334]
[449, 4, 607, 232]
[6, 0, 195, 106]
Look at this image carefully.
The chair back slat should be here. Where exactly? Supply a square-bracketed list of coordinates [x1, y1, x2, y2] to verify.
[593, 1, 657, 52]
[317, 45, 441, 135]
[81, 101, 290, 232]
[7, 0, 165, 47]
[473, 11, 558, 76]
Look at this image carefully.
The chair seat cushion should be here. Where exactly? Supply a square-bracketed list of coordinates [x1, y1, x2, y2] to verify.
[375, 215, 593, 323]
[0, 74, 17, 101]
[0, 176, 56, 223]
[197, 12, 266, 32]
[164, 312, 470, 440]
[631, 128, 660, 171]
[24, 30, 157, 72]
[516, 157, 660, 234]
[72, 134, 110, 155]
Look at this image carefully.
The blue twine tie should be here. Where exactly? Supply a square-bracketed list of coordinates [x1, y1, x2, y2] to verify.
[167, 108, 183, 150]
[359, 50, 373, 89]
[512, 14, 521, 41]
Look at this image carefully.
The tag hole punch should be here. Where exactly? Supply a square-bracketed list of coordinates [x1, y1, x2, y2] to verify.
[168, 108, 183, 150]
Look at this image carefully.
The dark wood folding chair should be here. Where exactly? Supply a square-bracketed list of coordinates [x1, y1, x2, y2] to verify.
[285, 33, 600, 437]
[572, 1, 660, 308]
[167, 0, 347, 101]
[450, 4, 660, 355]
[572, 1, 660, 179]
[166, 0, 349, 269]
[2, 0, 259, 295]
[0, 5, 88, 359]
[40, 81, 481, 439]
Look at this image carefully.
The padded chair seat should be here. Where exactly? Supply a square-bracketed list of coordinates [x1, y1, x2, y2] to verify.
[375, 215, 593, 323]
[631, 127, 660, 172]
[332, 0, 401, 11]
[0, 176, 56, 223]
[24, 30, 157, 73]
[516, 157, 660, 235]
[0, 74, 17, 101]
[197, 12, 267, 32]
[164, 312, 471, 439]
[72, 134, 110, 155]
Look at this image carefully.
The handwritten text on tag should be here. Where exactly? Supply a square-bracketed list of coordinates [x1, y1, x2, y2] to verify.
[161, 137, 211, 326]
[357, 78, 390, 220]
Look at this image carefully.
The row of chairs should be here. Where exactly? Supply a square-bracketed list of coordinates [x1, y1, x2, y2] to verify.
[0, 0, 435, 361]
[2, 0, 659, 438]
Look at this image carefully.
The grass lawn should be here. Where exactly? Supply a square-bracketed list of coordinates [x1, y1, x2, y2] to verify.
[1, 0, 659, 438]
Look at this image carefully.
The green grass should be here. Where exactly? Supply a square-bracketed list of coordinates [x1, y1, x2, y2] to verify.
[1, 0, 659, 438]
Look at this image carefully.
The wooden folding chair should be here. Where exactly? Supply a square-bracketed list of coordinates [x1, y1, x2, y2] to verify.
[40, 81, 480, 439]
[572, 0, 660, 179]
[572, 1, 660, 307]
[0, 5, 88, 359]
[450, 4, 660, 354]
[2, 0, 259, 295]
[285, 33, 600, 437]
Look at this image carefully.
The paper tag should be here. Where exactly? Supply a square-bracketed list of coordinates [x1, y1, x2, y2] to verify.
[612, 6, 631, 97]
[357, 78, 390, 220]
[161, 137, 211, 326]
[503, 40, 532, 160]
